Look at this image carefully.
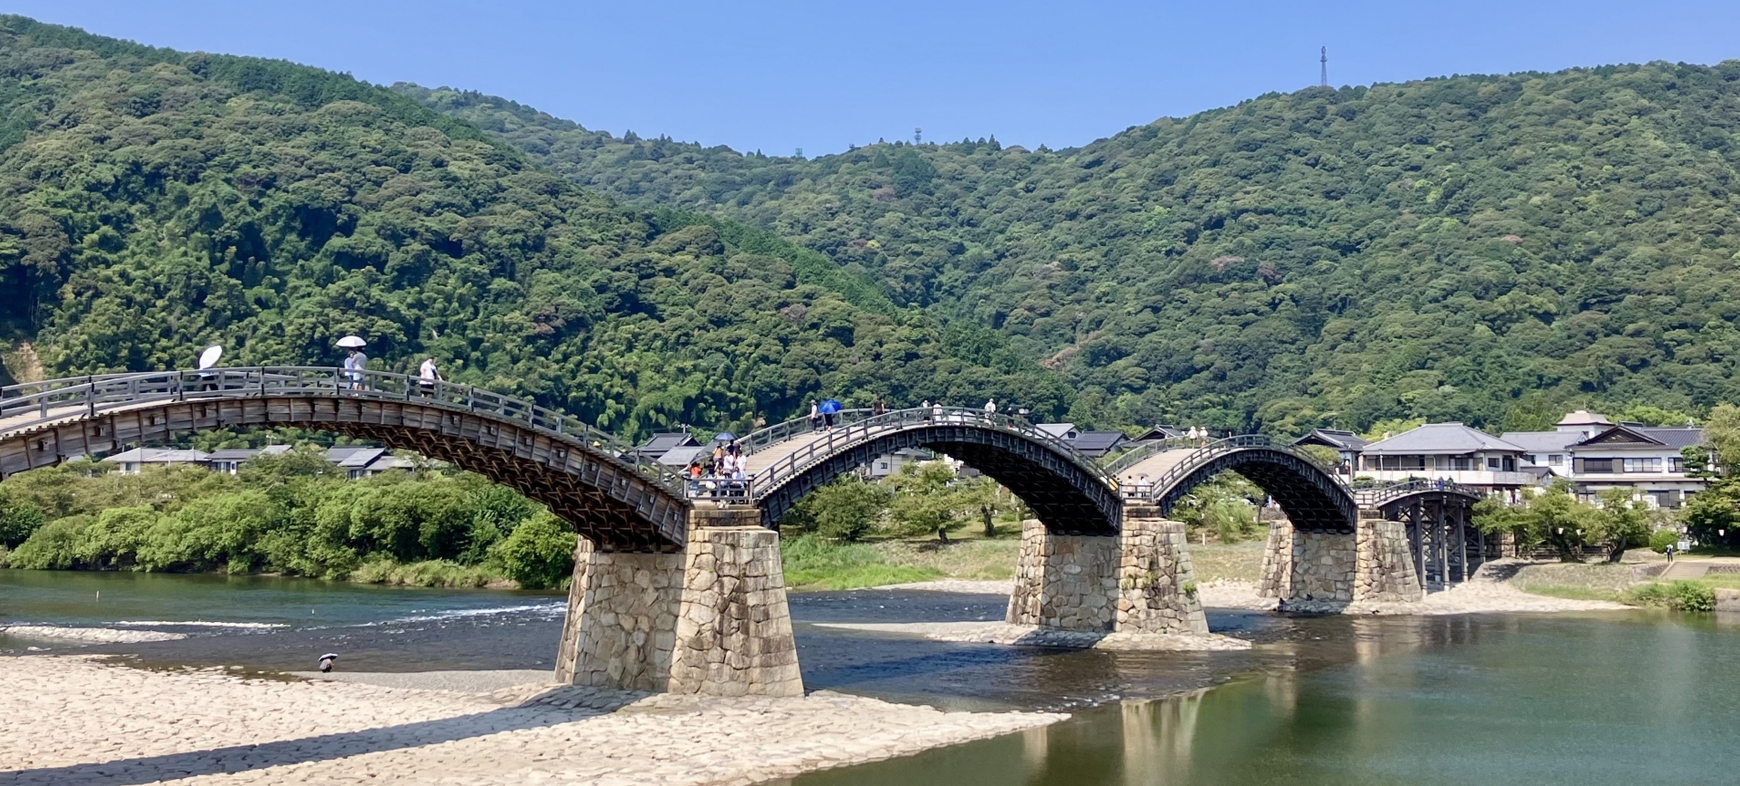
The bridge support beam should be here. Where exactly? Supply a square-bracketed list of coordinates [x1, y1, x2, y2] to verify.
[554, 508, 802, 697]
[1006, 507, 1208, 636]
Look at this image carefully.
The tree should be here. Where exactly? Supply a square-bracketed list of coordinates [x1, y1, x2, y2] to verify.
[1684, 403, 1740, 550]
[1473, 480, 1598, 562]
[491, 513, 577, 590]
[1588, 488, 1649, 563]
[800, 476, 891, 542]
[887, 462, 967, 540]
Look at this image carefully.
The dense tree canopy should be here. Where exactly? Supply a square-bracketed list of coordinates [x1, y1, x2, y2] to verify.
[400, 61, 1740, 433]
[0, 16, 1066, 443]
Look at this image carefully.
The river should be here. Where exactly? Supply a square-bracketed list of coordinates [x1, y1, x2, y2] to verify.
[5, 570, 1739, 785]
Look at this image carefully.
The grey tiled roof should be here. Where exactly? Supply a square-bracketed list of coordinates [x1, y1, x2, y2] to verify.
[1499, 431, 1581, 454]
[1361, 423, 1525, 455]
[1294, 429, 1369, 451]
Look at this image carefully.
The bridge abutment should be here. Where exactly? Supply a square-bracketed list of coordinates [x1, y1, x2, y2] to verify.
[1006, 508, 1209, 636]
[554, 508, 802, 697]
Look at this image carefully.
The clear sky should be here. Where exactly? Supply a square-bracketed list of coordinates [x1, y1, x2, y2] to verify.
[8, 1, 1737, 156]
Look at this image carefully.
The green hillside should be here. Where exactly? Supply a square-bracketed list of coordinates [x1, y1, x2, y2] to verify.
[0, 16, 1069, 439]
[399, 62, 1740, 433]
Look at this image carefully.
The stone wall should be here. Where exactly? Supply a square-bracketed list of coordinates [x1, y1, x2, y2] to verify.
[1006, 519, 1119, 631]
[553, 540, 682, 690]
[667, 510, 804, 697]
[1115, 509, 1209, 635]
[556, 507, 802, 697]
[1255, 520, 1293, 599]
[1354, 513, 1423, 603]
[1288, 530, 1355, 602]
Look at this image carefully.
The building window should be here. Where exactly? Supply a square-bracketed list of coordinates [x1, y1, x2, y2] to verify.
[1579, 458, 1614, 473]
[1548, 454, 1564, 466]
[1622, 458, 1662, 474]
[1669, 457, 1685, 473]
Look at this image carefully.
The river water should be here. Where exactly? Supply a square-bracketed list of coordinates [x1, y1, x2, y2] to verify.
[5, 570, 1739, 785]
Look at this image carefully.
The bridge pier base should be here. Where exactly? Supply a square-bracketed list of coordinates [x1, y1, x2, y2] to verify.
[1257, 513, 1423, 607]
[1355, 511, 1423, 603]
[1006, 509, 1208, 636]
[554, 508, 802, 697]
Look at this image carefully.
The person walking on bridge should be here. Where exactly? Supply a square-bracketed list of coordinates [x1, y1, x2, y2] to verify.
[809, 400, 821, 431]
[344, 347, 368, 391]
[417, 357, 443, 395]
[872, 397, 887, 417]
[984, 398, 997, 415]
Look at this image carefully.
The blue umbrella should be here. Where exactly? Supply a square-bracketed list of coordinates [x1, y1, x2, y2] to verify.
[817, 400, 843, 415]
[713, 432, 737, 442]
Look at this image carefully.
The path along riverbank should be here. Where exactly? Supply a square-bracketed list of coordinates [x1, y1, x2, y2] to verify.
[0, 656, 1064, 786]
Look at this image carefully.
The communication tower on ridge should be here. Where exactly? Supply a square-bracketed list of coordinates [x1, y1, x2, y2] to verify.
[1320, 46, 1328, 88]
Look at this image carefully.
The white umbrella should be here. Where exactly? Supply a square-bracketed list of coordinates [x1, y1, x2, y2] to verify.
[336, 335, 367, 349]
[197, 345, 223, 370]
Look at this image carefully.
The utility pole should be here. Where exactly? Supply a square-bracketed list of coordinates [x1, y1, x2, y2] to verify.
[1320, 46, 1328, 88]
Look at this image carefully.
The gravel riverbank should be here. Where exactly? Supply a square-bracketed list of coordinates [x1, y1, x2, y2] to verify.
[0, 656, 1065, 786]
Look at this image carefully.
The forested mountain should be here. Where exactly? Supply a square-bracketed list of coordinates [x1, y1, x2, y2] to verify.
[0, 16, 1067, 439]
[399, 62, 1740, 434]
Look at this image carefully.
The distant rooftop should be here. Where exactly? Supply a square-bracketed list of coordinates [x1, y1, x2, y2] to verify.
[1294, 429, 1369, 452]
[1362, 423, 1525, 455]
[1556, 410, 1614, 428]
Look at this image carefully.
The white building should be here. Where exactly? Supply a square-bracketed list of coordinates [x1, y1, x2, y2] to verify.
[1354, 423, 1535, 491]
[1505, 411, 1706, 508]
[102, 448, 210, 475]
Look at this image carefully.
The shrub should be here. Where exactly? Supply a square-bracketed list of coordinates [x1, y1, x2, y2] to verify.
[491, 514, 577, 590]
[8, 515, 93, 569]
[1648, 530, 1679, 554]
[1626, 580, 1717, 613]
[1667, 581, 1716, 613]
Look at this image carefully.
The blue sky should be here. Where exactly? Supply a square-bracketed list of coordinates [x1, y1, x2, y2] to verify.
[10, 1, 1737, 155]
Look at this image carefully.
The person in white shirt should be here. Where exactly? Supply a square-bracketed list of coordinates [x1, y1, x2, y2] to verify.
[984, 399, 997, 414]
[418, 357, 442, 395]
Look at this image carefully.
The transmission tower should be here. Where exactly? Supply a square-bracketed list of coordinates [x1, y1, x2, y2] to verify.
[1320, 46, 1328, 88]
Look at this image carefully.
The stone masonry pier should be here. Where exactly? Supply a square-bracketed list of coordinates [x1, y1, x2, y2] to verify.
[1257, 511, 1422, 606]
[1007, 504, 1208, 635]
[555, 507, 802, 697]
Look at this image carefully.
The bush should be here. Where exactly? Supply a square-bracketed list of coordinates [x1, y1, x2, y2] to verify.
[7, 515, 92, 569]
[1626, 580, 1717, 613]
[491, 514, 577, 590]
[1667, 581, 1716, 613]
[1649, 530, 1679, 554]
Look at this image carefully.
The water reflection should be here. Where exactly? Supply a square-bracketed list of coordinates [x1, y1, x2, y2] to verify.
[797, 611, 1740, 786]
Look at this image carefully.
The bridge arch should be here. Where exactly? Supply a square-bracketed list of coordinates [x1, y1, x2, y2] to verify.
[1109, 437, 1358, 532]
[0, 368, 690, 552]
[743, 409, 1123, 535]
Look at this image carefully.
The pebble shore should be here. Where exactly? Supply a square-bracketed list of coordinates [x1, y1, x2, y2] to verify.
[1, 656, 1065, 785]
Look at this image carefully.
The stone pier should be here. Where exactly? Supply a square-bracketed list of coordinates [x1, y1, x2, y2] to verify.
[1115, 506, 1209, 635]
[1288, 529, 1356, 602]
[554, 507, 803, 697]
[1255, 520, 1293, 599]
[1354, 511, 1423, 603]
[1257, 512, 1423, 606]
[1007, 506, 1208, 635]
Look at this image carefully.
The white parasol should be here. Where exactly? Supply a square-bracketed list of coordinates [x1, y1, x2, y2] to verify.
[197, 345, 223, 370]
[336, 335, 367, 349]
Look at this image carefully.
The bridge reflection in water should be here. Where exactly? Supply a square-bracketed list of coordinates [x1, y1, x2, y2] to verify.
[0, 368, 1489, 698]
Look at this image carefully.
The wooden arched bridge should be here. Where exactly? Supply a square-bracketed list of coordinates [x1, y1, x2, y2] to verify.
[0, 368, 1498, 696]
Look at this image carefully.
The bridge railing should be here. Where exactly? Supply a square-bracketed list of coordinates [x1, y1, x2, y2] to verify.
[1352, 478, 1485, 507]
[0, 367, 686, 496]
[1117, 434, 1351, 504]
[738, 408, 875, 454]
[1101, 436, 1201, 476]
[722, 406, 1109, 500]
